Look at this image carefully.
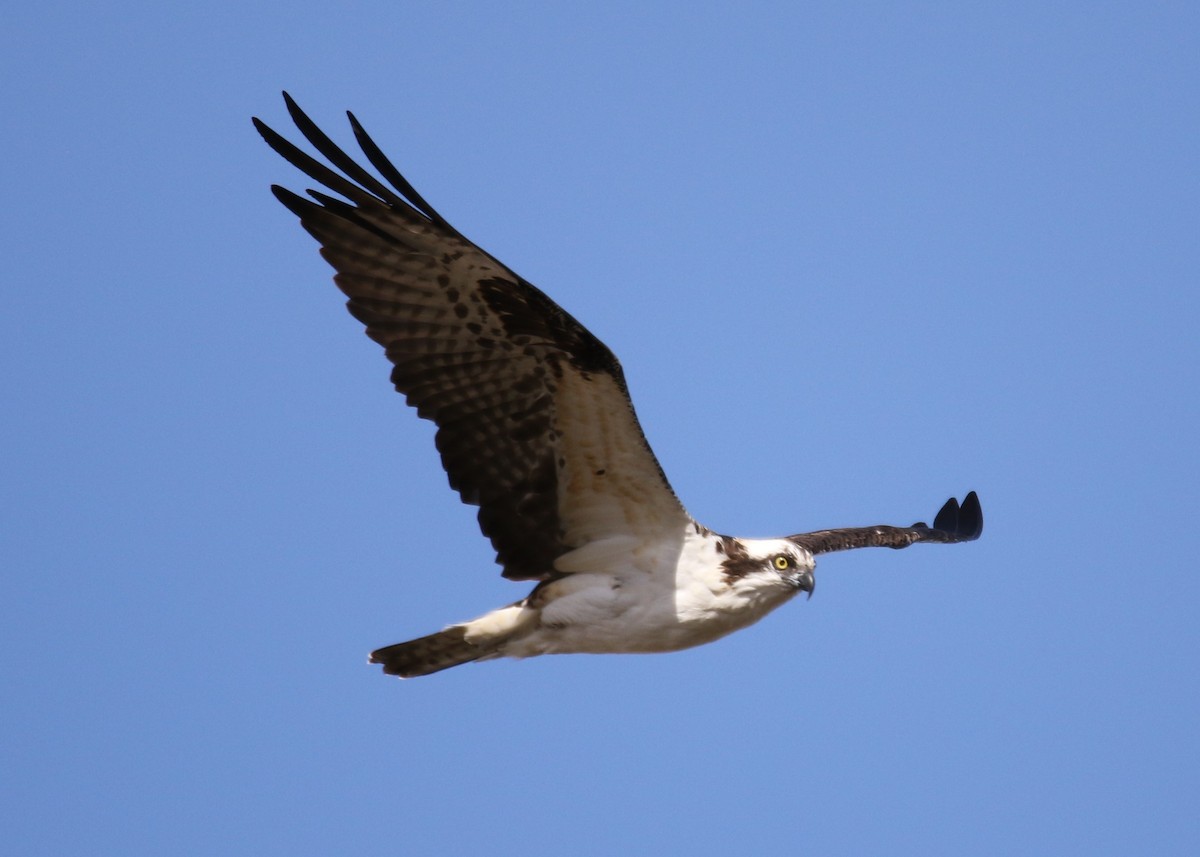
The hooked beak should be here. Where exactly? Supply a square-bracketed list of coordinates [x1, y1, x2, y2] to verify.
[794, 569, 815, 600]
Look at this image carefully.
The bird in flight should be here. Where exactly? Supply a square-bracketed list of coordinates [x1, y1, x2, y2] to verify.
[254, 93, 983, 678]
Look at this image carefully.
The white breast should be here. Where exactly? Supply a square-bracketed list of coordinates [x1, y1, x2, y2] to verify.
[501, 527, 804, 658]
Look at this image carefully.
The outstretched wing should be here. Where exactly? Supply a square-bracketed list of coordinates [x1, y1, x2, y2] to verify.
[789, 492, 983, 555]
[255, 93, 690, 580]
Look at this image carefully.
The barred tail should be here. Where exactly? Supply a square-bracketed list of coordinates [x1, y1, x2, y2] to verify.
[369, 601, 538, 678]
[369, 627, 490, 678]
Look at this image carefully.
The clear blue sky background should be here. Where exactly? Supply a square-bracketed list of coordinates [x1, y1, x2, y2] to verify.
[4, 3, 1197, 855]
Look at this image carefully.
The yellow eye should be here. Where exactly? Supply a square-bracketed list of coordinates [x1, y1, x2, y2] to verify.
[773, 555, 791, 571]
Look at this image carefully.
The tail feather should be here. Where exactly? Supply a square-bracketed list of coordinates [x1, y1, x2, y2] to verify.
[369, 626, 492, 678]
[371, 601, 539, 678]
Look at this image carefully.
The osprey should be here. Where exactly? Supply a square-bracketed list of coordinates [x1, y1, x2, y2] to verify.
[255, 94, 983, 679]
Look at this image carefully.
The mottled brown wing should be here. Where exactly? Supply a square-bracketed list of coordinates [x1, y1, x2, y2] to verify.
[789, 492, 983, 555]
[255, 94, 688, 580]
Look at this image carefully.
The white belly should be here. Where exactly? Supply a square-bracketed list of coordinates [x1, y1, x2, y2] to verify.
[498, 534, 804, 658]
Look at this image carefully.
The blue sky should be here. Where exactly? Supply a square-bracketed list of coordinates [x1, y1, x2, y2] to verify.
[4, 2, 1197, 854]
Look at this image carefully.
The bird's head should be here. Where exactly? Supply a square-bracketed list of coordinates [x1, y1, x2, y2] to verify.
[720, 537, 816, 598]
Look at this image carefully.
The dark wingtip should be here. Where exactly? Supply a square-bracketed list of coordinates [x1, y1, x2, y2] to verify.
[932, 496, 959, 531]
[960, 491, 983, 539]
[252, 113, 291, 154]
[932, 491, 983, 542]
[269, 183, 312, 218]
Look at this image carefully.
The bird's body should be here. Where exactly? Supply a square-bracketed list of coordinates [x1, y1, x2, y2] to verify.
[255, 94, 983, 678]
[368, 529, 816, 675]
[493, 532, 811, 656]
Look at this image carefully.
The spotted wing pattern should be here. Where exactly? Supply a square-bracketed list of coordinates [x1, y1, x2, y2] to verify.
[255, 94, 689, 580]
